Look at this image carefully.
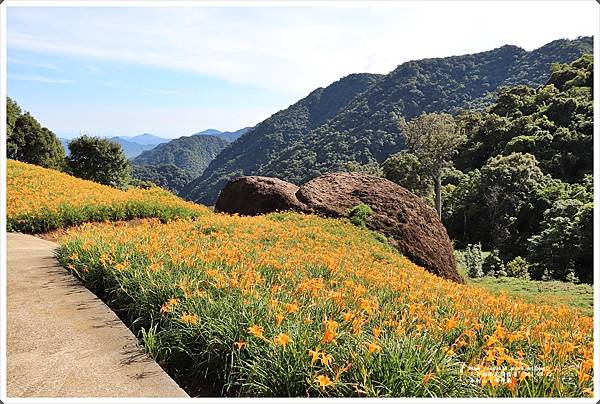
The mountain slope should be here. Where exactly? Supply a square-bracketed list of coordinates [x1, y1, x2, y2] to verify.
[131, 164, 195, 194]
[132, 134, 230, 178]
[183, 36, 592, 204]
[181, 72, 383, 203]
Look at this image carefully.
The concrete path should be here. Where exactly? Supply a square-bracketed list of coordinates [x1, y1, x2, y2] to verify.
[6, 233, 188, 398]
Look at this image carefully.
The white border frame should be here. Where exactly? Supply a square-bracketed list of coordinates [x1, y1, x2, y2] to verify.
[0, 1, 598, 403]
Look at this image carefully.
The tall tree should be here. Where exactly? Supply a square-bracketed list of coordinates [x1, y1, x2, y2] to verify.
[398, 113, 466, 217]
[8, 99, 65, 170]
[67, 135, 131, 188]
[382, 151, 433, 200]
[7, 97, 22, 159]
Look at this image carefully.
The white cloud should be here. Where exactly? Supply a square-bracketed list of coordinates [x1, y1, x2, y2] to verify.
[7, 3, 597, 98]
[9, 74, 73, 84]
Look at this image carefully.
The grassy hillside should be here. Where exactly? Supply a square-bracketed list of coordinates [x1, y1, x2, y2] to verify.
[185, 37, 592, 204]
[7, 160, 208, 233]
[456, 263, 594, 316]
[56, 213, 592, 397]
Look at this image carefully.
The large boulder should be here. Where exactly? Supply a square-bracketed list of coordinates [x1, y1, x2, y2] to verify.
[215, 176, 306, 215]
[297, 172, 463, 283]
[215, 172, 463, 283]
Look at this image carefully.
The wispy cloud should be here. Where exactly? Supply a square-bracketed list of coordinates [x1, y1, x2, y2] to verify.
[8, 57, 60, 71]
[9, 74, 74, 84]
[6, 4, 597, 98]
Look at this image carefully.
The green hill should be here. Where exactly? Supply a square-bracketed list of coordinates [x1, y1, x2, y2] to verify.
[132, 134, 230, 179]
[182, 36, 592, 205]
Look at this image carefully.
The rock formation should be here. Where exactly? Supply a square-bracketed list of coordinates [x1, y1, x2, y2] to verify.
[215, 172, 463, 283]
[214, 176, 306, 215]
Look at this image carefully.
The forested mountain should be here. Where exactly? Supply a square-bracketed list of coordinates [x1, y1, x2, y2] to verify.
[193, 127, 252, 142]
[181, 72, 383, 203]
[183, 36, 592, 205]
[132, 134, 230, 178]
[131, 164, 195, 194]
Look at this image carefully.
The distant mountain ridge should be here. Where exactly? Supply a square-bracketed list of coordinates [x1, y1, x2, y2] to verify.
[108, 136, 164, 158]
[125, 133, 169, 145]
[181, 36, 593, 205]
[59, 133, 169, 158]
[193, 127, 253, 142]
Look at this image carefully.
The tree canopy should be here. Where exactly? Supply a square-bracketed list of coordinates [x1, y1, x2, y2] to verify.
[7, 97, 65, 170]
[67, 135, 131, 188]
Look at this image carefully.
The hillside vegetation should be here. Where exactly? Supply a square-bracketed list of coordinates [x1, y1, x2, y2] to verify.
[133, 134, 230, 178]
[131, 164, 195, 194]
[442, 54, 593, 283]
[181, 73, 383, 204]
[7, 160, 208, 233]
[183, 37, 592, 204]
[57, 213, 593, 397]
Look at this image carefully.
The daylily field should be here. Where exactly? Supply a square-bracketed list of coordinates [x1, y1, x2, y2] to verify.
[7, 161, 594, 397]
[7, 160, 207, 233]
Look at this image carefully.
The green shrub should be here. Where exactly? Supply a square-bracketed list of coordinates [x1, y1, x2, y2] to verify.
[464, 243, 484, 278]
[348, 204, 373, 227]
[506, 256, 530, 279]
[482, 249, 504, 277]
[565, 269, 580, 284]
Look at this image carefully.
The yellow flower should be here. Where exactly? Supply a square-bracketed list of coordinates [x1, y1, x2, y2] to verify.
[273, 332, 292, 347]
[309, 348, 322, 364]
[444, 317, 458, 331]
[319, 353, 334, 366]
[160, 297, 179, 314]
[322, 328, 337, 344]
[233, 340, 247, 350]
[365, 341, 382, 354]
[115, 258, 129, 271]
[284, 302, 299, 314]
[180, 312, 198, 325]
[422, 371, 434, 384]
[316, 374, 334, 388]
[506, 376, 517, 392]
[247, 325, 265, 338]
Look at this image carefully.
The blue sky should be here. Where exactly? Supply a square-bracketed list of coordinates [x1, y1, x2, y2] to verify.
[6, 2, 598, 139]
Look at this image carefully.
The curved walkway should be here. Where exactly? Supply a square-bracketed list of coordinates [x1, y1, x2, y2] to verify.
[6, 233, 188, 398]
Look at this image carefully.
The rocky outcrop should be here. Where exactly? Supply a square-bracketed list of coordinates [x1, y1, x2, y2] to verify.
[215, 172, 463, 283]
[214, 176, 306, 215]
[297, 172, 462, 283]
